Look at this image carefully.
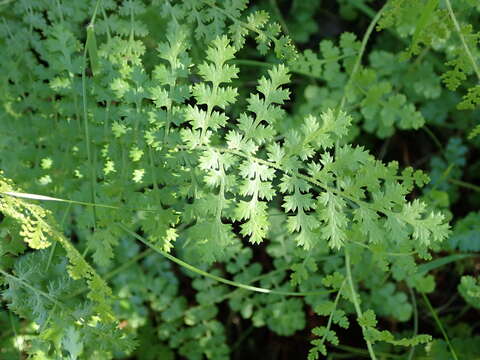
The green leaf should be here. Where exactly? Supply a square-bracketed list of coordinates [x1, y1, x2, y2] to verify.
[318, 191, 348, 249]
[63, 327, 84, 360]
[458, 276, 480, 309]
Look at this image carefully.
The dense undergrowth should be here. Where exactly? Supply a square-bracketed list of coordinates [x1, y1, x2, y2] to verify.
[0, 0, 479, 359]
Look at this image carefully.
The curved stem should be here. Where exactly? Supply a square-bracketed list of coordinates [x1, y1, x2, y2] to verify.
[338, 4, 387, 112]
[118, 223, 334, 297]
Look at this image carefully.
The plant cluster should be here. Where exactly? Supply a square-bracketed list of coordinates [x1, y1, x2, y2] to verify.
[0, 0, 479, 359]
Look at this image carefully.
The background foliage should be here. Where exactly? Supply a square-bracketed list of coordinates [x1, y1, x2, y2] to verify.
[0, 0, 479, 359]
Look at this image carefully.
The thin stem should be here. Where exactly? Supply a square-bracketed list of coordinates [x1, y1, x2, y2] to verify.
[331, 344, 403, 359]
[232, 59, 278, 68]
[231, 325, 254, 352]
[417, 253, 477, 276]
[118, 223, 333, 297]
[233, 55, 354, 80]
[350, 240, 416, 257]
[80, 0, 102, 240]
[345, 248, 377, 360]
[269, 0, 290, 37]
[448, 178, 480, 193]
[445, 0, 480, 82]
[54, 0, 65, 23]
[339, 4, 387, 112]
[8, 311, 21, 360]
[350, 0, 376, 19]
[46, 202, 72, 271]
[422, 125, 444, 154]
[101, 5, 112, 41]
[432, 163, 455, 193]
[421, 292, 458, 360]
[318, 281, 346, 350]
[82, 28, 97, 234]
[407, 287, 418, 360]
[38, 304, 56, 333]
[1, 190, 164, 212]
[103, 249, 152, 281]
[89, 0, 102, 25]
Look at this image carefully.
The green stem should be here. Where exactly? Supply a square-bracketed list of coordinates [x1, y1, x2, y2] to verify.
[339, 4, 387, 112]
[38, 304, 56, 333]
[118, 223, 333, 297]
[46, 203, 72, 271]
[331, 344, 403, 359]
[232, 55, 354, 80]
[417, 254, 477, 275]
[445, 0, 480, 82]
[269, 0, 290, 37]
[345, 248, 377, 360]
[8, 311, 21, 360]
[101, 5, 112, 41]
[448, 178, 480, 192]
[407, 287, 418, 360]
[318, 281, 346, 349]
[350, 0, 377, 19]
[1, 190, 163, 212]
[422, 125, 444, 154]
[54, 0, 65, 23]
[421, 292, 458, 360]
[232, 59, 275, 68]
[350, 240, 416, 257]
[81, 1, 103, 234]
[231, 325, 254, 352]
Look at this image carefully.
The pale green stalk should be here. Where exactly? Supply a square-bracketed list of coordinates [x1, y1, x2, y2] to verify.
[345, 248, 377, 360]
[118, 223, 334, 297]
[422, 292, 458, 360]
[445, 0, 480, 82]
